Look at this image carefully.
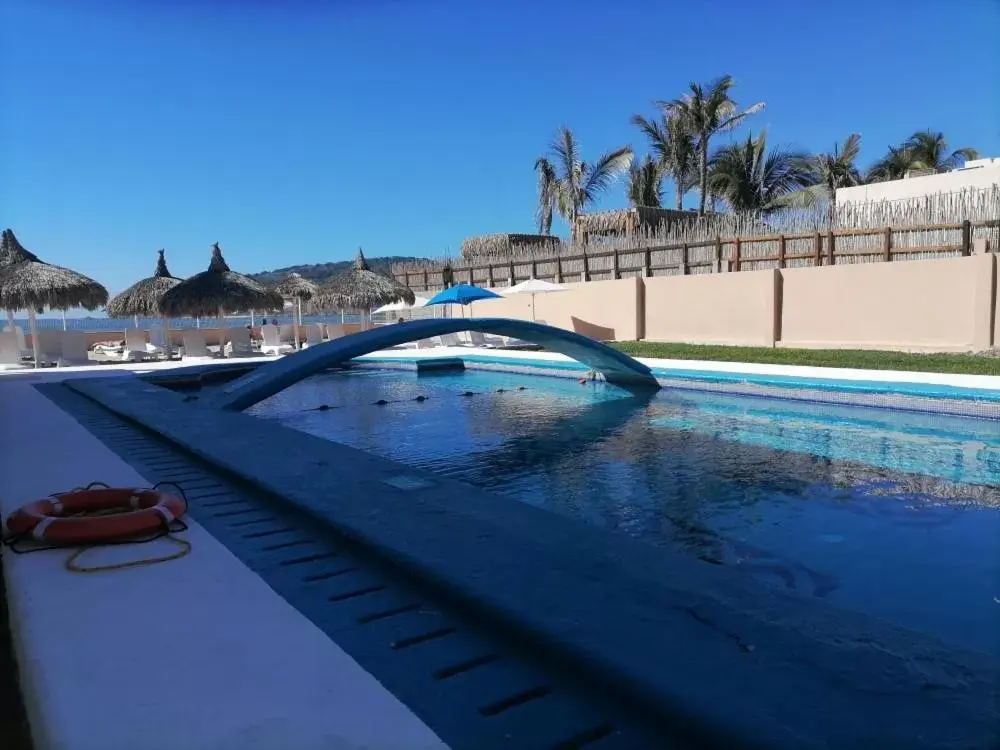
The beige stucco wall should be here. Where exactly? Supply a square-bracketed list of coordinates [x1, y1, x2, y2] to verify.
[459, 277, 642, 341]
[643, 269, 778, 346]
[779, 254, 996, 352]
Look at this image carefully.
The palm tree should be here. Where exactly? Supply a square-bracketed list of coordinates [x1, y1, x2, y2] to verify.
[707, 131, 813, 213]
[865, 145, 917, 183]
[903, 130, 979, 172]
[783, 133, 862, 208]
[660, 75, 764, 216]
[534, 126, 633, 235]
[627, 155, 663, 208]
[630, 111, 697, 209]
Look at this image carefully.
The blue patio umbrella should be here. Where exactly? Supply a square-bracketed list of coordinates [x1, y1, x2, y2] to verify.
[424, 284, 502, 307]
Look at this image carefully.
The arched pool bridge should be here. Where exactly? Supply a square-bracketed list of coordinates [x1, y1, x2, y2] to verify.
[209, 318, 659, 411]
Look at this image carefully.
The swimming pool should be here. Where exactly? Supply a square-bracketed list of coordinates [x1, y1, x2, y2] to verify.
[248, 365, 1000, 655]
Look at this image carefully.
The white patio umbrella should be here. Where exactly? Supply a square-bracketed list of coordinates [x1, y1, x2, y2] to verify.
[372, 296, 429, 316]
[500, 278, 567, 322]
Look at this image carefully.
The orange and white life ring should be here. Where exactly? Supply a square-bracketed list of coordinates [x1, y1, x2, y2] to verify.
[5, 488, 187, 545]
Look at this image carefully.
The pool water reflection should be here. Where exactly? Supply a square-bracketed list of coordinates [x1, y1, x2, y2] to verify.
[249, 367, 1000, 654]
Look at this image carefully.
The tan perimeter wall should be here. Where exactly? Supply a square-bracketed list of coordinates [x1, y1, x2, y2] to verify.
[459, 277, 643, 341]
[644, 269, 778, 346]
[779, 254, 996, 352]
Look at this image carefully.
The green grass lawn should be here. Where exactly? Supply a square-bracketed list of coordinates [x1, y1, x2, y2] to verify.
[612, 341, 1000, 376]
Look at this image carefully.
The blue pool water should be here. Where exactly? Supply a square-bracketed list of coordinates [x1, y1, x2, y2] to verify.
[249, 366, 1000, 654]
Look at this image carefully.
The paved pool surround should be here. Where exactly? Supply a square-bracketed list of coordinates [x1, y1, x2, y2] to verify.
[68, 374, 999, 750]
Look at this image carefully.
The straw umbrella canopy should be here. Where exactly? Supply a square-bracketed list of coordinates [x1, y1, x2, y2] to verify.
[273, 272, 318, 350]
[106, 249, 181, 326]
[159, 242, 284, 354]
[0, 229, 109, 366]
[314, 248, 415, 326]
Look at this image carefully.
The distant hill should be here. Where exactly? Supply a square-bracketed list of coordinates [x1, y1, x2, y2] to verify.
[251, 256, 426, 286]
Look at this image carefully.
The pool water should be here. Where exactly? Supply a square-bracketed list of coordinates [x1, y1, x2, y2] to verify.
[249, 366, 1000, 654]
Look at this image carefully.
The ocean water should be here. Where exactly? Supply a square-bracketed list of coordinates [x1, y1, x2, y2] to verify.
[248, 366, 1000, 654]
[9, 313, 366, 331]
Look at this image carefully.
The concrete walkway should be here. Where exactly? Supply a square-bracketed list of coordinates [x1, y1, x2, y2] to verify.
[0, 378, 447, 750]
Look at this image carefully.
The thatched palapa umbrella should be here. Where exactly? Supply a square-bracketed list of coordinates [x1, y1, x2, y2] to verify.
[273, 272, 318, 350]
[106, 249, 182, 354]
[159, 242, 283, 354]
[314, 248, 415, 328]
[0, 229, 109, 367]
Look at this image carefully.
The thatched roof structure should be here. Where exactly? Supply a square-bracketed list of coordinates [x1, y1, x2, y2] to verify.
[106, 249, 182, 318]
[574, 207, 697, 238]
[460, 233, 559, 259]
[159, 242, 284, 318]
[314, 248, 415, 311]
[273, 272, 318, 300]
[0, 228, 40, 267]
[0, 229, 109, 311]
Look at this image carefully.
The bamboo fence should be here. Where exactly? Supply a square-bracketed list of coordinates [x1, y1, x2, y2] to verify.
[393, 187, 1000, 292]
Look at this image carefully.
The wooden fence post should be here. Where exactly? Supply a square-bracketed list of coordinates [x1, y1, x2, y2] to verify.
[486, 264, 494, 288]
[961, 219, 972, 256]
[777, 235, 786, 269]
[714, 236, 723, 273]
[423, 269, 429, 289]
[826, 231, 836, 265]
[555, 256, 563, 284]
[733, 238, 742, 272]
[680, 243, 689, 275]
[813, 231, 821, 266]
[582, 253, 590, 283]
[612, 250, 620, 280]
[530, 259, 538, 279]
[883, 227, 893, 262]
[644, 247, 652, 277]
[508, 263, 515, 287]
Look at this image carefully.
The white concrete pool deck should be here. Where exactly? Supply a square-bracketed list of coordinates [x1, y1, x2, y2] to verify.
[0, 372, 448, 750]
[3, 346, 999, 391]
[356, 346, 1000, 392]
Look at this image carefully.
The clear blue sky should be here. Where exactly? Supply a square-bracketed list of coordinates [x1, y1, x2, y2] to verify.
[3, 0, 998, 303]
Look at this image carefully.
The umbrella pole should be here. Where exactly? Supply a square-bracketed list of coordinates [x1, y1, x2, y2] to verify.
[217, 305, 226, 357]
[294, 298, 301, 350]
[161, 316, 171, 359]
[531, 293, 535, 323]
[134, 314, 139, 329]
[250, 309, 255, 327]
[62, 309, 68, 331]
[28, 309, 40, 369]
[5, 309, 14, 331]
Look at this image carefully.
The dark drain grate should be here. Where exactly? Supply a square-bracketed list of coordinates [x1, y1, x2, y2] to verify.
[37, 382, 675, 750]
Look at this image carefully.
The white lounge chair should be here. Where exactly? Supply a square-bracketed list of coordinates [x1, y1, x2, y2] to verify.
[416, 337, 441, 349]
[260, 324, 293, 356]
[225, 326, 256, 358]
[35, 329, 63, 366]
[181, 328, 211, 358]
[149, 323, 171, 357]
[466, 331, 499, 348]
[0, 331, 25, 367]
[60, 331, 90, 365]
[122, 329, 155, 361]
[278, 324, 295, 344]
[6, 325, 31, 359]
[325, 323, 346, 340]
[439, 333, 463, 347]
[302, 324, 324, 348]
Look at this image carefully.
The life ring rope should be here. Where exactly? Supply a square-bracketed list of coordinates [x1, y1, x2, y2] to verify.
[2, 481, 192, 574]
